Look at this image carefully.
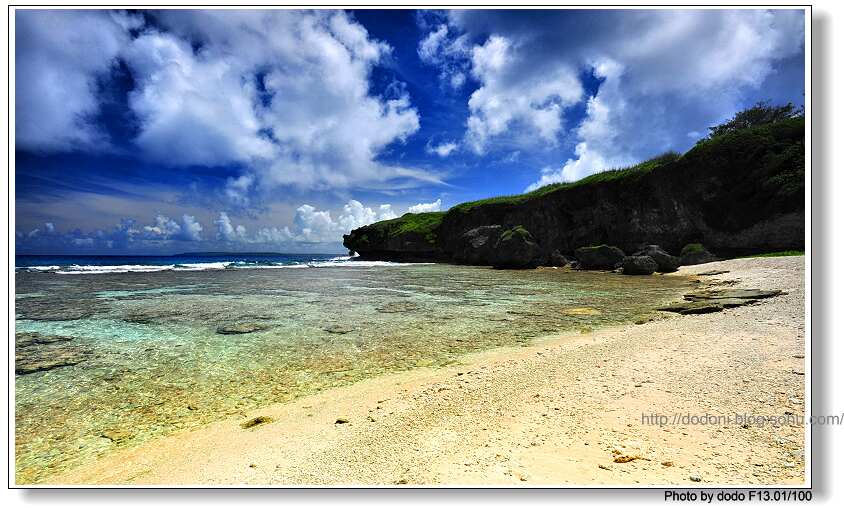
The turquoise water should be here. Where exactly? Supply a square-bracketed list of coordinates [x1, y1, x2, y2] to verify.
[14, 263, 691, 483]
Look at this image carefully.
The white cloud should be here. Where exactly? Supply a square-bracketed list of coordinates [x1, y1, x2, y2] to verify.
[180, 215, 203, 241]
[435, 9, 804, 188]
[145, 10, 426, 195]
[417, 22, 470, 90]
[144, 215, 181, 238]
[214, 212, 247, 242]
[426, 140, 458, 157]
[15, 10, 141, 151]
[17, 10, 437, 200]
[465, 35, 583, 154]
[408, 199, 442, 213]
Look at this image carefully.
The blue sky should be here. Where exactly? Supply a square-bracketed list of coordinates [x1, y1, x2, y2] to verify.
[15, 8, 805, 255]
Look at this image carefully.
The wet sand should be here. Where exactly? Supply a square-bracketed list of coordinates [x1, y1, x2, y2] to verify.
[41, 256, 806, 486]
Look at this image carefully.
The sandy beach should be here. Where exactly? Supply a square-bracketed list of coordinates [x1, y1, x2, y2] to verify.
[42, 256, 806, 486]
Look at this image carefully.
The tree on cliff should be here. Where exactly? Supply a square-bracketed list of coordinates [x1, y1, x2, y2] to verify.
[702, 101, 803, 142]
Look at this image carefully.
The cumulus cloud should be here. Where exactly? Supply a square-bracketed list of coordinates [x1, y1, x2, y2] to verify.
[15, 10, 141, 151]
[214, 212, 246, 242]
[408, 199, 443, 213]
[17, 10, 438, 201]
[426, 140, 459, 157]
[465, 35, 583, 154]
[427, 9, 804, 183]
[136, 10, 426, 195]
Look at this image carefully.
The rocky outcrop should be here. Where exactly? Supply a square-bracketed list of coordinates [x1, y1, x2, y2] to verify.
[574, 245, 626, 270]
[634, 245, 680, 272]
[490, 226, 542, 268]
[622, 256, 658, 275]
[344, 118, 805, 266]
[680, 243, 719, 265]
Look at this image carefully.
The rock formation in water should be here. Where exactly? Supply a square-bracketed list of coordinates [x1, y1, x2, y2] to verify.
[343, 117, 804, 268]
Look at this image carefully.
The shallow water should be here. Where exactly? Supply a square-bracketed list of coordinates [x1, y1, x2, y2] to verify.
[14, 263, 691, 483]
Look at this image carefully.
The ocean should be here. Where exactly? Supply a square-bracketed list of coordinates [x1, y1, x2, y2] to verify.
[14, 255, 692, 483]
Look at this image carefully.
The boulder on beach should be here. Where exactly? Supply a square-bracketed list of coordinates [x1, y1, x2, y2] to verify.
[548, 250, 578, 268]
[622, 256, 658, 275]
[634, 245, 680, 272]
[680, 243, 719, 265]
[575, 245, 626, 270]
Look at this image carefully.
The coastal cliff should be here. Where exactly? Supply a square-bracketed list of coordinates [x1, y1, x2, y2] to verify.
[343, 117, 804, 267]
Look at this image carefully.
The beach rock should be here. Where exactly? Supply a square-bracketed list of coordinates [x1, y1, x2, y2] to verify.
[683, 288, 782, 301]
[574, 245, 626, 270]
[15, 335, 93, 375]
[658, 299, 757, 315]
[15, 332, 73, 348]
[690, 474, 702, 482]
[216, 323, 271, 335]
[335, 417, 350, 424]
[323, 324, 354, 334]
[634, 245, 680, 272]
[621, 255, 658, 275]
[490, 226, 542, 269]
[240, 416, 273, 429]
[100, 429, 133, 444]
[680, 243, 719, 265]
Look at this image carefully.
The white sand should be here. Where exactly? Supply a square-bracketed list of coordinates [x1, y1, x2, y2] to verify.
[43, 256, 806, 486]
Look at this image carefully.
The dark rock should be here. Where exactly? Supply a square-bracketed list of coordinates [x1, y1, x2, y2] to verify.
[621, 255, 658, 275]
[455, 225, 502, 264]
[574, 245, 626, 270]
[683, 288, 783, 301]
[240, 416, 273, 429]
[323, 324, 354, 334]
[15, 332, 73, 348]
[680, 243, 719, 265]
[548, 250, 578, 267]
[634, 245, 680, 272]
[335, 417, 350, 424]
[659, 287, 780, 315]
[216, 323, 271, 335]
[15, 333, 93, 375]
[658, 298, 757, 314]
[490, 226, 541, 268]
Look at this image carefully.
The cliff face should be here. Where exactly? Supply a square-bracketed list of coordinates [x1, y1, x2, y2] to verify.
[343, 118, 804, 266]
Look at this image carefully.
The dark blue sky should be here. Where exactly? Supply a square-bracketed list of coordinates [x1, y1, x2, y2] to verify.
[15, 8, 805, 254]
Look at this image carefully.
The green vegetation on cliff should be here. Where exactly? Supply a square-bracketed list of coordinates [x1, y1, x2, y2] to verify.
[357, 211, 446, 245]
[452, 151, 682, 213]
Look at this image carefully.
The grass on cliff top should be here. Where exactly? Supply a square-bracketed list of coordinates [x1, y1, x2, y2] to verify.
[451, 151, 682, 213]
[365, 211, 446, 242]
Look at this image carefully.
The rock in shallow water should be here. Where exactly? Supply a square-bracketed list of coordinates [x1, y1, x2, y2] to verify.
[15, 333, 93, 375]
[622, 255, 658, 275]
[633, 245, 680, 272]
[216, 323, 271, 334]
[574, 245, 626, 270]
